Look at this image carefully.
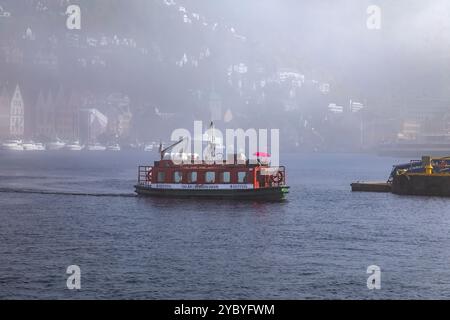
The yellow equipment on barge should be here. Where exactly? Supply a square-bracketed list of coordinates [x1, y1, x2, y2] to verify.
[391, 156, 450, 196]
[352, 156, 450, 197]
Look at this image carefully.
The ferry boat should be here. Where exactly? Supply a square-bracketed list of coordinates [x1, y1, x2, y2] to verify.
[135, 139, 289, 201]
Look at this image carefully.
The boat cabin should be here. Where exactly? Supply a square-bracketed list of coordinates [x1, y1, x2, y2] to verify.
[138, 155, 286, 189]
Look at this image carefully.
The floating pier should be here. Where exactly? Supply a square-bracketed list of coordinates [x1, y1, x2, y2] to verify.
[351, 182, 391, 193]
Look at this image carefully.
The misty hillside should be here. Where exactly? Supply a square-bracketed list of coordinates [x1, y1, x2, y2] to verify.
[1, 0, 450, 150]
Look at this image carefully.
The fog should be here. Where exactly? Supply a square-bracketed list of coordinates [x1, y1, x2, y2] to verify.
[1, 0, 449, 152]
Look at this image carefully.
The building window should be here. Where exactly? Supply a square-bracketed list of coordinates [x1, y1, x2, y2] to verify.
[173, 171, 182, 183]
[205, 171, 216, 183]
[238, 172, 248, 183]
[187, 172, 197, 183]
[157, 171, 166, 183]
[221, 172, 231, 183]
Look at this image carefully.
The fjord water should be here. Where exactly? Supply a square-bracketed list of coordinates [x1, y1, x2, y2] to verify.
[1, 151, 450, 299]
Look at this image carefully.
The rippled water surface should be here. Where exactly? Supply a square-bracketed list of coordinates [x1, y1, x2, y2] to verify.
[1, 151, 450, 299]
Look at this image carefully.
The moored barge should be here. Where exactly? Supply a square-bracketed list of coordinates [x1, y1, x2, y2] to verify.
[352, 155, 450, 197]
[391, 156, 450, 196]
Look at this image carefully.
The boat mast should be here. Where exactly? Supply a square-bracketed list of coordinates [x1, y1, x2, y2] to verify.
[160, 137, 187, 160]
[210, 121, 215, 158]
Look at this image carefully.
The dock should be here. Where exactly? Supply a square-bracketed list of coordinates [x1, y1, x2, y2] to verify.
[351, 181, 392, 193]
[352, 156, 450, 196]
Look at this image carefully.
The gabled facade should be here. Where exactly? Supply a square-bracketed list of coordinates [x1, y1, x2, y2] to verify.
[9, 85, 25, 137]
[0, 84, 25, 139]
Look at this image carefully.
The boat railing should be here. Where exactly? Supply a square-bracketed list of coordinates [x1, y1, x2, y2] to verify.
[410, 160, 421, 167]
[275, 166, 286, 187]
[262, 166, 286, 187]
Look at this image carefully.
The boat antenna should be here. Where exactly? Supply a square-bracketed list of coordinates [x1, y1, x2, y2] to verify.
[210, 121, 215, 158]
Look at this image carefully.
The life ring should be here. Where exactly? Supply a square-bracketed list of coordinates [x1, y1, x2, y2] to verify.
[146, 168, 152, 182]
[271, 171, 283, 184]
[438, 160, 446, 169]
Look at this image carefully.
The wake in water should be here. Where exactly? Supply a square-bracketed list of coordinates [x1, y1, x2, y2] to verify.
[0, 187, 136, 197]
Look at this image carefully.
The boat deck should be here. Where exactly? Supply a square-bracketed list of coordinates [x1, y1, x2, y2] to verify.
[135, 184, 290, 201]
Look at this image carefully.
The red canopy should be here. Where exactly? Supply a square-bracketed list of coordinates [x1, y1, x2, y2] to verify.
[254, 152, 271, 157]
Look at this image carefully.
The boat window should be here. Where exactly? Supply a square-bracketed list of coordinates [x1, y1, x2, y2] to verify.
[221, 172, 231, 183]
[157, 171, 166, 183]
[205, 171, 216, 183]
[187, 171, 197, 183]
[173, 171, 182, 183]
[238, 172, 247, 183]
